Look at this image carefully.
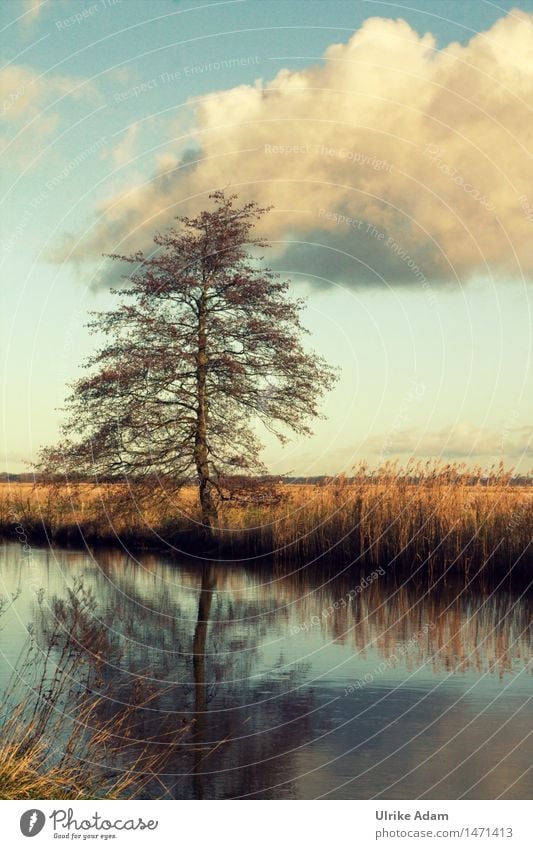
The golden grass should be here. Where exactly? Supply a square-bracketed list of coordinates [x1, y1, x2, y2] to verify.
[0, 582, 194, 800]
[0, 462, 531, 575]
[0, 704, 167, 800]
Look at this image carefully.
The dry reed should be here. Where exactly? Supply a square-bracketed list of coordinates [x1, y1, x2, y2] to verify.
[0, 582, 193, 800]
[0, 461, 531, 577]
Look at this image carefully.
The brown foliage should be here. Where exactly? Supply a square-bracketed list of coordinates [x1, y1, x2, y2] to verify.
[35, 192, 337, 531]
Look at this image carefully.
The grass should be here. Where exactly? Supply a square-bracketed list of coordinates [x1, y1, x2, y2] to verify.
[0, 703, 172, 800]
[0, 584, 194, 800]
[0, 462, 531, 578]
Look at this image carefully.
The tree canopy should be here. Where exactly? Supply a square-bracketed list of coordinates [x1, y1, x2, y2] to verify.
[38, 192, 337, 530]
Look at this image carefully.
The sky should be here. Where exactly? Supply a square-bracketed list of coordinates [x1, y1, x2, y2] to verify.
[1, 0, 532, 475]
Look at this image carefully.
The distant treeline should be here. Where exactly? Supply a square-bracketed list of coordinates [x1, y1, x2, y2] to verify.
[1, 471, 531, 486]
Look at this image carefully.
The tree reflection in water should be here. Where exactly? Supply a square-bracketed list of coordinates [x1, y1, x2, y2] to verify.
[2, 543, 529, 799]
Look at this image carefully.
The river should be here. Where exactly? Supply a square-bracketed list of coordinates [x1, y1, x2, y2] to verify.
[0, 541, 531, 799]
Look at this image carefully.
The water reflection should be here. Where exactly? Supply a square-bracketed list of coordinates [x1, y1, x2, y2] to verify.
[0, 542, 531, 799]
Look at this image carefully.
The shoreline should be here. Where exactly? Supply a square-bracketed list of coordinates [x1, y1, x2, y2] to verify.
[1, 521, 530, 586]
[1, 474, 531, 580]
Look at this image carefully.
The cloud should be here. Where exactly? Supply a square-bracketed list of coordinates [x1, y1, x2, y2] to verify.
[50, 11, 533, 289]
[109, 122, 141, 168]
[20, 0, 47, 26]
[0, 62, 99, 160]
[363, 422, 533, 461]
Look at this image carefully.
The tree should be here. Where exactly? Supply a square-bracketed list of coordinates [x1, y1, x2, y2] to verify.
[38, 192, 337, 532]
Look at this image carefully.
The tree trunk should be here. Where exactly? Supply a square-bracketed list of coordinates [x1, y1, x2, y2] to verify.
[192, 564, 216, 799]
[194, 288, 218, 533]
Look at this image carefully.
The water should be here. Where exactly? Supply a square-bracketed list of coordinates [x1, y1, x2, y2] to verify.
[0, 541, 531, 799]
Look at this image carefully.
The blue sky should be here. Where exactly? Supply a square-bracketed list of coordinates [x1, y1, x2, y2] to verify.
[1, 0, 532, 474]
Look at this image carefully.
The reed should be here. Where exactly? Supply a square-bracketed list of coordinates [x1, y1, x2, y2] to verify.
[0, 583, 193, 800]
[0, 461, 531, 577]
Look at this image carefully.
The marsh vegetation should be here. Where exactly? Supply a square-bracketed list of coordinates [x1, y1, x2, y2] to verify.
[0, 462, 530, 579]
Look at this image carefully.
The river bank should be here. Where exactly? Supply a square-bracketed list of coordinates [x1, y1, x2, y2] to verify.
[0, 465, 531, 579]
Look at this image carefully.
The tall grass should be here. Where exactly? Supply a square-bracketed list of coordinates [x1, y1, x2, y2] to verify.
[0, 584, 192, 799]
[0, 461, 531, 576]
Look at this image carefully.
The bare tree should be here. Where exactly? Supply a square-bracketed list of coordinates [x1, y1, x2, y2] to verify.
[38, 192, 337, 531]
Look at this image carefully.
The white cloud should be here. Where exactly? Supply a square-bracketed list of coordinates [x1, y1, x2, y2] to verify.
[363, 422, 533, 461]
[21, 0, 47, 26]
[51, 10, 533, 290]
[109, 123, 140, 168]
[0, 62, 99, 160]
